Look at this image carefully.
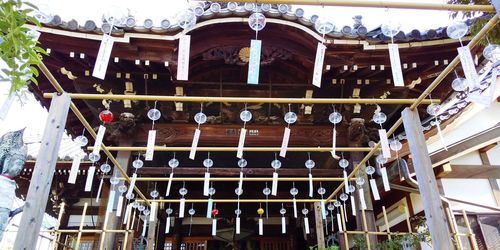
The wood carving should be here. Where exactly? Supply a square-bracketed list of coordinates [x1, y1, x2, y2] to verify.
[202, 46, 292, 66]
[103, 112, 139, 143]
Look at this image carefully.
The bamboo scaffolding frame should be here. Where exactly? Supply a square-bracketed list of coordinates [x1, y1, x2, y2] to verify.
[52, 202, 65, 250]
[138, 199, 325, 203]
[42, 93, 439, 105]
[88, 146, 376, 153]
[361, 207, 371, 250]
[216, 0, 495, 12]
[340, 205, 348, 249]
[121, 177, 353, 182]
[99, 211, 111, 249]
[325, 15, 500, 203]
[74, 203, 88, 250]
[123, 204, 133, 250]
[382, 206, 391, 240]
[38, 62, 151, 206]
[462, 210, 479, 250]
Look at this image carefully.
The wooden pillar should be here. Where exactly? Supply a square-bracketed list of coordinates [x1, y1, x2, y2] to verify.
[289, 216, 297, 250]
[478, 149, 500, 206]
[14, 93, 71, 250]
[171, 218, 182, 250]
[314, 202, 325, 249]
[156, 216, 166, 250]
[146, 219, 157, 250]
[401, 108, 454, 249]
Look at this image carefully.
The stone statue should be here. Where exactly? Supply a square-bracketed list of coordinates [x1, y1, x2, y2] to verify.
[0, 129, 27, 241]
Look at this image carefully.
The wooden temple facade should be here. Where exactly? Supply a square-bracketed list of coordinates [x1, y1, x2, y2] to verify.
[7, 1, 500, 250]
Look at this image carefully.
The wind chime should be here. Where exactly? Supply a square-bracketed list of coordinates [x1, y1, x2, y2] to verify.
[149, 183, 159, 222]
[175, 8, 196, 81]
[247, 10, 266, 85]
[203, 153, 213, 196]
[334, 200, 343, 232]
[427, 100, 448, 150]
[188, 204, 195, 236]
[339, 191, 349, 222]
[365, 163, 380, 200]
[348, 182, 357, 216]
[270, 154, 281, 196]
[96, 159, 111, 203]
[235, 187, 243, 234]
[94, 102, 113, 157]
[165, 205, 173, 234]
[108, 174, 119, 213]
[355, 175, 367, 210]
[280, 105, 297, 158]
[262, 183, 271, 219]
[145, 102, 161, 161]
[211, 205, 219, 236]
[237, 158, 247, 192]
[116, 183, 128, 217]
[290, 184, 299, 218]
[280, 204, 287, 234]
[327, 202, 335, 233]
[237, 106, 252, 158]
[165, 153, 179, 196]
[381, 15, 404, 87]
[329, 109, 342, 158]
[85, 152, 99, 192]
[190, 104, 207, 160]
[122, 192, 134, 224]
[206, 186, 216, 219]
[317, 184, 327, 221]
[302, 205, 310, 235]
[305, 154, 315, 197]
[373, 110, 391, 192]
[312, 15, 334, 88]
[69, 129, 88, 184]
[338, 156, 350, 195]
[257, 205, 264, 235]
[178, 184, 188, 218]
[126, 154, 143, 198]
[141, 207, 151, 237]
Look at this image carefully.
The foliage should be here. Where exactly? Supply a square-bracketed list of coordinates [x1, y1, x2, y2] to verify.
[0, 0, 47, 94]
[352, 216, 432, 250]
[447, 0, 500, 44]
[309, 245, 339, 250]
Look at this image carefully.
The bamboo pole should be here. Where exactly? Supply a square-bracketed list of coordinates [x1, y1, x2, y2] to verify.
[123, 177, 351, 182]
[461, 210, 479, 250]
[361, 208, 371, 250]
[326, 15, 500, 203]
[38, 62, 151, 206]
[123, 204, 133, 250]
[138, 199, 326, 203]
[42, 93, 439, 105]
[382, 206, 391, 240]
[75, 203, 88, 250]
[88, 146, 375, 153]
[216, 0, 495, 12]
[446, 207, 462, 249]
[340, 205, 349, 249]
[52, 202, 65, 250]
[99, 212, 111, 249]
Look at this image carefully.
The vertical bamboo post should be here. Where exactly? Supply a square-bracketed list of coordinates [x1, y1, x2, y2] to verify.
[361, 207, 370, 250]
[52, 202, 65, 250]
[75, 203, 89, 250]
[461, 210, 478, 250]
[446, 207, 461, 249]
[382, 206, 391, 240]
[99, 211, 111, 249]
[403, 205, 412, 233]
[123, 204, 133, 250]
[340, 205, 349, 249]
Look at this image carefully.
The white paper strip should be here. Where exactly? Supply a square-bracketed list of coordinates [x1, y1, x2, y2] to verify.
[189, 128, 201, 160]
[457, 46, 479, 87]
[279, 127, 291, 158]
[304, 217, 310, 234]
[203, 172, 210, 196]
[142, 219, 147, 236]
[96, 178, 104, 203]
[308, 173, 313, 197]
[0, 95, 15, 120]
[92, 125, 106, 156]
[237, 128, 247, 158]
[150, 202, 157, 222]
[166, 172, 173, 196]
[435, 119, 448, 151]
[206, 198, 213, 218]
[388, 43, 404, 87]
[212, 219, 217, 236]
[258, 218, 264, 235]
[293, 198, 298, 218]
[330, 213, 334, 232]
[131, 210, 136, 228]
[84, 166, 96, 192]
[176, 35, 191, 81]
[238, 171, 243, 192]
[126, 173, 137, 197]
[337, 213, 343, 232]
[165, 217, 171, 234]
[312, 42, 326, 88]
[247, 39, 262, 84]
[106, 190, 116, 213]
[379, 129, 391, 158]
[123, 204, 131, 224]
[359, 188, 367, 210]
[369, 179, 381, 200]
[92, 34, 114, 80]
[343, 170, 349, 193]
[380, 167, 391, 191]
[145, 130, 156, 161]
[331, 127, 337, 158]
[116, 195, 124, 217]
[179, 198, 186, 218]
[320, 200, 326, 220]
[67, 156, 81, 184]
[350, 195, 356, 216]
[236, 217, 241, 234]
[271, 172, 278, 196]
[281, 217, 286, 234]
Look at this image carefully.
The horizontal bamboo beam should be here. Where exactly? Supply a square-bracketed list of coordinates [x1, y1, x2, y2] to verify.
[89, 146, 375, 152]
[120, 177, 352, 182]
[138, 199, 326, 203]
[43, 93, 439, 105]
[39, 229, 132, 233]
[216, 0, 496, 12]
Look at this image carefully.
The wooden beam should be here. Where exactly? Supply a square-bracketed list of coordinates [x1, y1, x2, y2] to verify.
[479, 151, 500, 207]
[14, 93, 71, 250]
[434, 164, 500, 179]
[314, 202, 325, 249]
[401, 107, 454, 249]
[137, 167, 343, 176]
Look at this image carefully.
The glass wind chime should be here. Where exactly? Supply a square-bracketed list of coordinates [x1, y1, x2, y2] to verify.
[280, 204, 287, 234]
[211, 204, 219, 236]
[237, 158, 247, 192]
[175, 8, 196, 81]
[373, 109, 391, 192]
[126, 154, 143, 198]
[178, 184, 188, 218]
[427, 100, 448, 150]
[203, 153, 213, 196]
[166, 153, 179, 196]
[347, 182, 357, 216]
[206, 186, 216, 219]
[355, 175, 367, 210]
[327, 202, 336, 233]
[95, 159, 111, 203]
[329, 109, 342, 158]
[365, 163, 380, 200]
[290, 183, 299, 218]
[235, 187, 243, 234]
[338, 156, 350, 195]
[270, 154, 281, 196]
[381, 15, 404, 87]
[312, 15, 334, 88]
[339, 191, 349, 222]
[94, 101, 113, 157]
[188, 204, 196, 236]
[122, 191, 135, 224]
[257, 205, 264, 235]
[302, 205, 310, 235]
[481, 41, 500, 104]
[149, 183, 159, 222]
[305, 154, 315, 197]
[108, 174, 120, 213]
[237, 106, 252, 158]
[247, 10, 266, 85]
[69, 129, 88, 185]
[317, 184, 327, 221]
[190, 104, 207, 160]
[280, 105, 297, 158]
[145, 101, 161, 161]
[85, 152, 100, 192]
[165, 205, 173, 234]
[116, 183, 128, 217]
[262, 183, 271, 218]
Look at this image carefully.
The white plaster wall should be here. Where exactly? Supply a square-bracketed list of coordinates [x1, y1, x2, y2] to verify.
[486, 143, 500, 165]
[441, 179, 497, 212]
[449, 151, 483, 165]
[67, 215, 98, 227]
[410, 193, 424, 215]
